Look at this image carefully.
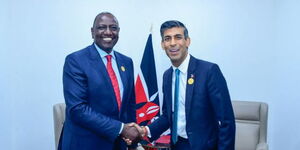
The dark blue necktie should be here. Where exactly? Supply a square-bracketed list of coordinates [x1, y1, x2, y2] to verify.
[172, 69, 180, 144]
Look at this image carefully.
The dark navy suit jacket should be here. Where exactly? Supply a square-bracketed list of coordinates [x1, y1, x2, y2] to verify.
[58, 44, 136, 150]
[148, 55, 235, 150]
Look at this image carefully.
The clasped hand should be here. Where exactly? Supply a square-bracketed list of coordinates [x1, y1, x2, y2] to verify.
[120, 123, 146, 145]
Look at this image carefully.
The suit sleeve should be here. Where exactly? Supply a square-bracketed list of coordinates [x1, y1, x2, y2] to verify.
[148, 73, 170, 141]
[207, 64, 236, 150]
[127, 59, 138, 149]
[127, 59, 137, 123]
[63, 55, 122, 142]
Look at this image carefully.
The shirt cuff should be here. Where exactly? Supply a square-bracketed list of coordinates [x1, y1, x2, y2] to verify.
[119, 123, 124, 134]
[145, 126, 152, 138]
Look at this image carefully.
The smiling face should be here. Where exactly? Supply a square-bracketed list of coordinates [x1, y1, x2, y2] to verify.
[161, 27, 190, 67]
[91, 13, 120, 53]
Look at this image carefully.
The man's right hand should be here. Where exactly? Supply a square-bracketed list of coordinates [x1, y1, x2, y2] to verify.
[121, 123, 144, 145]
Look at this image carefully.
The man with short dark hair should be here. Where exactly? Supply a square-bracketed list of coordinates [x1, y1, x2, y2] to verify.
[145, 20, 236, 150]
[58, 12, 141, 150]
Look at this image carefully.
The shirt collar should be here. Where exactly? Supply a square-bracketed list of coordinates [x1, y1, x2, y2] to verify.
[94, 43, 116, 59]
[172, 54, 190, 74]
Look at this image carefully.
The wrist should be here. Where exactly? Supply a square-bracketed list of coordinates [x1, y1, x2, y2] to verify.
[142, 126, 148, 137]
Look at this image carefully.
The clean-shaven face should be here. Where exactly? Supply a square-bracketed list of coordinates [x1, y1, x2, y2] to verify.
[91, 14, 119, 53]
[161, 27, 190, 67]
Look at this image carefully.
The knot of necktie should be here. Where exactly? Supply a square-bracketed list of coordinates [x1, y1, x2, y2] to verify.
[175, 69, 180, 76]
[106, 55, 112, 62]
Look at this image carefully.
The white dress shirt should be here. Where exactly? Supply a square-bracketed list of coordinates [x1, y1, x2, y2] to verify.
[171, 54, 190, 139]
[146, 54, 191, 139]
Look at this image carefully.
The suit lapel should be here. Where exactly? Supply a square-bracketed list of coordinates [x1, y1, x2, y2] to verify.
[185, 56, 196, 122]
[88, 44, 119, 110]
[115, 52, 128, 100]
[165, 68, 173, 120]
[114, 52, 128, 111]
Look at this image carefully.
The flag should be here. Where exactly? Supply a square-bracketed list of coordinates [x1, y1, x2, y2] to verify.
[135, 34, 160, 126]
[135, 33, 171, 150]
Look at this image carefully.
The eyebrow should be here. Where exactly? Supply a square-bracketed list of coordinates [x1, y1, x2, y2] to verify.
[97, 24, 118, 26]
[164, 34, 183, 37]
[175, 34, 183, 37]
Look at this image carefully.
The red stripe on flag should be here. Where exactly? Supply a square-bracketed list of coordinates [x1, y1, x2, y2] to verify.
[136, 102, 160, 124]
[135, 75, 148, 104]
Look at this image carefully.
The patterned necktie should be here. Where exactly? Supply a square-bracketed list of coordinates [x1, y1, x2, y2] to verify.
[106, 55, 121, 111]
[172, 69, 180, 144]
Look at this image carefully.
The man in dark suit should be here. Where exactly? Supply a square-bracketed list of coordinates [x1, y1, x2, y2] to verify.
[143, 20, 236, 150]
[58, 12, 141, 150]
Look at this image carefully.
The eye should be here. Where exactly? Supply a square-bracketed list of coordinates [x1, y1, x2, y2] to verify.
[97, 26, 107, 30]
[164, 37, 171, 42]
[110, 26, 119, 31]
[175, 35, 183, 40]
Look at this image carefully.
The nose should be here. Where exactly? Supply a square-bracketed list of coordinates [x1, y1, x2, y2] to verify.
[104, 27, 113, 35]
[170, 38, 176, 47]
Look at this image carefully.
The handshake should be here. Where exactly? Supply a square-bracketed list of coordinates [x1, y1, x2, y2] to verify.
[120, 122, 148, 145]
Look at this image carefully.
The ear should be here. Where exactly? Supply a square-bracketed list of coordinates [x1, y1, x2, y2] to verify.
[161, 41, 165, 51]
[186, 37, 191, 48]
[91, 27, 94, 39]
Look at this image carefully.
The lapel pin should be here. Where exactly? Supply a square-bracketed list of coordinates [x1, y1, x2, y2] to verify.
[188, 74, 194, 85]
[121, 66, 126, 72]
